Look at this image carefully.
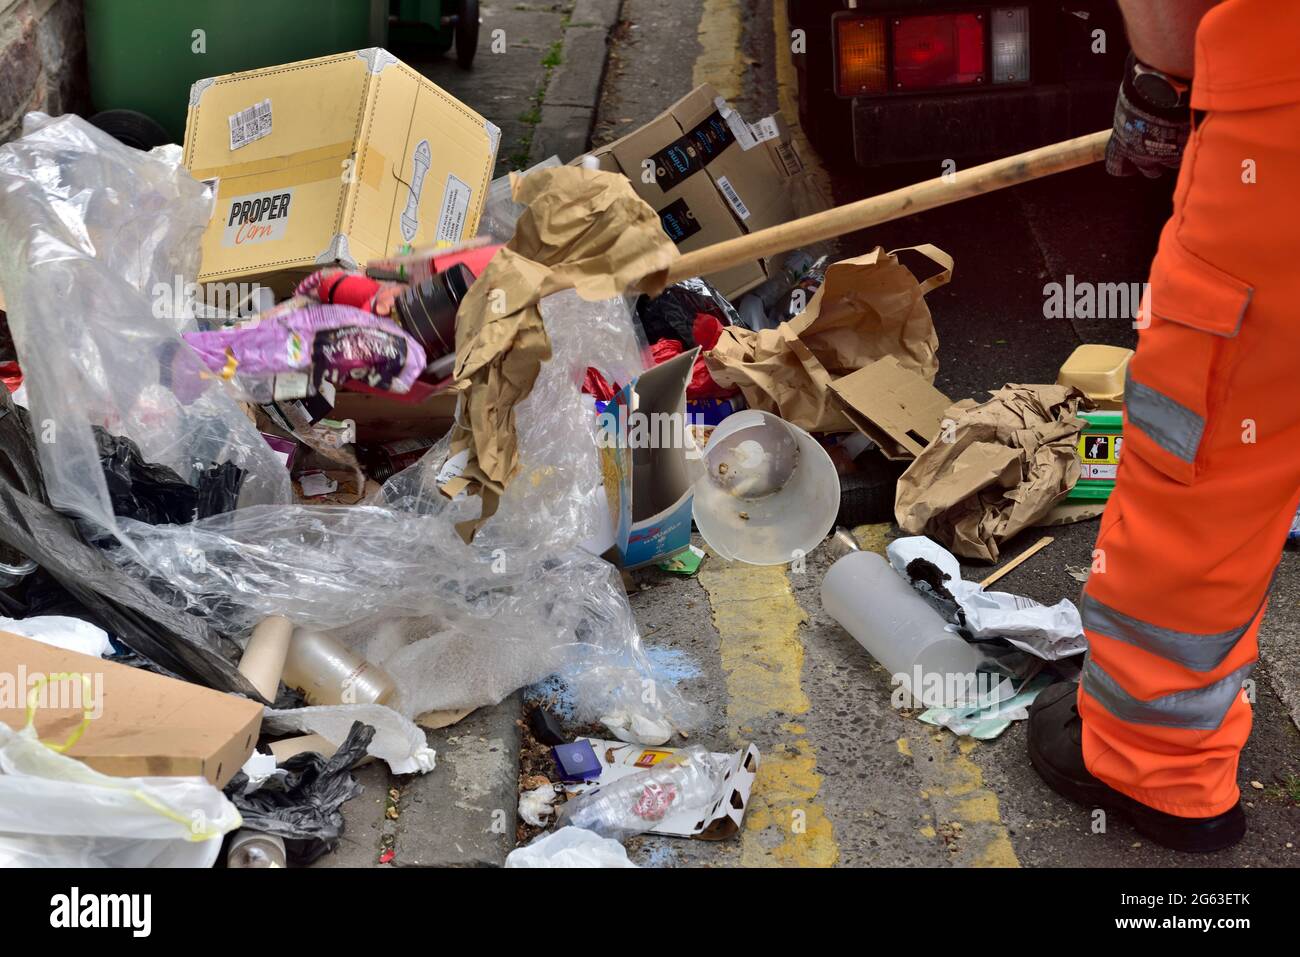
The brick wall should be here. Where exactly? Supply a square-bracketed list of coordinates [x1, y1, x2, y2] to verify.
[0, 0, 87, 144]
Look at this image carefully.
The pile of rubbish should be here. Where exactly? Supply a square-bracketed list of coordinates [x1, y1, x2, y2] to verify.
[0, 47, 1144, 870]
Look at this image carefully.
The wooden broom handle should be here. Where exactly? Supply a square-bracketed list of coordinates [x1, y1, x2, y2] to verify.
[660, 129, 1112, 286]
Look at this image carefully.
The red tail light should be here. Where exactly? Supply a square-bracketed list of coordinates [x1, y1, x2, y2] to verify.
[892, 13, 986, 91]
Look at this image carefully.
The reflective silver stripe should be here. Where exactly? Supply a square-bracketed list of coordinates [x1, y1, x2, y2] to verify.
[1126, 377, 1205, 463]
[1082, 593, 1253, 673]
[1081, 656, 1254, 731]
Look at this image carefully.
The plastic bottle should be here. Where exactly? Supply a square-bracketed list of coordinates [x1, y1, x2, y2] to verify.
[227, 830, 287, 869]
[556, 745, 721, 840]
[820, 550, 980, 708]
[281, 628, 397, 707]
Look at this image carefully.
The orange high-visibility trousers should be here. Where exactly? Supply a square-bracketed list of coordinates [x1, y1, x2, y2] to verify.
[1078, 0, 1300, 818]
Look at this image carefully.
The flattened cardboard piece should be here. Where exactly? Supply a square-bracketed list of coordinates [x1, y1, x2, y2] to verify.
[828, 355, 953, 460]
[184, 49, 498, 289]
[601, 347, 700, 568]
[0, 631, 262, 788]
[569, 738, 760, 840]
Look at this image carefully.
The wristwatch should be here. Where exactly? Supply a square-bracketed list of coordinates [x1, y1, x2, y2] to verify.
[1129, 55, 1191, 111]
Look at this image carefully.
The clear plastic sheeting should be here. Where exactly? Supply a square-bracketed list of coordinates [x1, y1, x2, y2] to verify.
[0, 117, 699, 738]
[117, 289, 696, 731]
[0, 113, 292, 544]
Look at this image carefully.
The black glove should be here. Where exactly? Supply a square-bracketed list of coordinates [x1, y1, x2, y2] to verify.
[1105, 53, 1191, 178]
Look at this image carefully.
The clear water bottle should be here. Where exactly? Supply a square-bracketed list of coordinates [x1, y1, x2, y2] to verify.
[556, 746, 721, 840]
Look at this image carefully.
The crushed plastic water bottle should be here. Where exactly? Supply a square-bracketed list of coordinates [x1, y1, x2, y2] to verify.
[556, 745, 723, 840]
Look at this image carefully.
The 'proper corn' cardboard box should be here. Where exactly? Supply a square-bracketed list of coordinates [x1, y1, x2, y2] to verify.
[579, 84, 802, 299]
[184, 48, 500, 293]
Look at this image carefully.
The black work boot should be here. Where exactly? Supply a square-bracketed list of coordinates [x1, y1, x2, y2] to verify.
[1027, 681, 1246, 853]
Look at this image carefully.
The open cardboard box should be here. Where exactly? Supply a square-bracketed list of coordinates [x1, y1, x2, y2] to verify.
[0, 631, 262, 788]
[600, 348, 699, 568]
[184, 48, 499, 294]
[579, 84, 803, 300]
[331, 388, 459, 445]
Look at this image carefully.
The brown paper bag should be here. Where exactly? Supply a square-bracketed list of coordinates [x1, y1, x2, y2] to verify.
[894, 384, 1090, 562]
[441, 166, 679, 540]
[705, 245, 951, 432]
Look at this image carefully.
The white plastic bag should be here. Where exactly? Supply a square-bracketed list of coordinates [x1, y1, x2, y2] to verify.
[260, 703, 436, 775]
[0, 615, 113, 657]
[886, 536, 1086, 660]
[0, 723, 240, 867]
[504, 826, 637, 868]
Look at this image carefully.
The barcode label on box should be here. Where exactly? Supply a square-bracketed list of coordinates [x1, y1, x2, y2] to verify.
[229, 99, 272, 151]
[716, 175, 751, 221]
[775, 141, 803, 176]
[754, 116, 780, 144]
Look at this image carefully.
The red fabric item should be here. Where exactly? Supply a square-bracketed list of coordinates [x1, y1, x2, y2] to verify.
[648, 337, 737, 400]
[297, 269, 405, 317]
[0, 361, 21, 394]
[583, 367, 617, 402]
[650, 338, 684, 363]
[692, 313, 725, 351]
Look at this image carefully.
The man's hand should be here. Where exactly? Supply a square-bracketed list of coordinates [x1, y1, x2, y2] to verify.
[1105, 54, 1191, 178]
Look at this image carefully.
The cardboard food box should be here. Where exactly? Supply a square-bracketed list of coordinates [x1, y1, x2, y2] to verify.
[0, 631, 262, 788]
[599, 348, 699, 569]
[580, 85, 802, 299]
[567, 738, 760, 840]
[828, 355, 953, 460]
[184, 48, 500, 293]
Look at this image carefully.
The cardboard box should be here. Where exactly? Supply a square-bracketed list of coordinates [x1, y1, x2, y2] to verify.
[568, 738, 760, 840]
[580, 85, 802, 299]
[828, 355, 953, 460]
[0, 631, 262, 788]
[184, 48, 500, 293]
[599, 348, 699, 568]
[331, 389, 458, 445]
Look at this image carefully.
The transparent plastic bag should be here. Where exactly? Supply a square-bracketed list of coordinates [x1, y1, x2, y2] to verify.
[0, 116, 701, 739]
[0, 113, 291, 545]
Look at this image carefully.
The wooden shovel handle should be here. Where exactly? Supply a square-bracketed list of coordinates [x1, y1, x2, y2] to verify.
[660, 129, 1112, 286]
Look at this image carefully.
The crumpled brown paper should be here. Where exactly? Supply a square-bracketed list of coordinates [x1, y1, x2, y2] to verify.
[894, 384, 1091, 562]
[704, 245, 950, 432]
[441, 166, 679, 540]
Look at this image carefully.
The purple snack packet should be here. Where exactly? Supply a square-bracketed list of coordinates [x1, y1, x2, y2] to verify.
[183, 304, 427, 394]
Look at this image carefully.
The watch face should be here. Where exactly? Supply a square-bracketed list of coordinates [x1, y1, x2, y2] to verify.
[1134, 71, 1180, 109]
